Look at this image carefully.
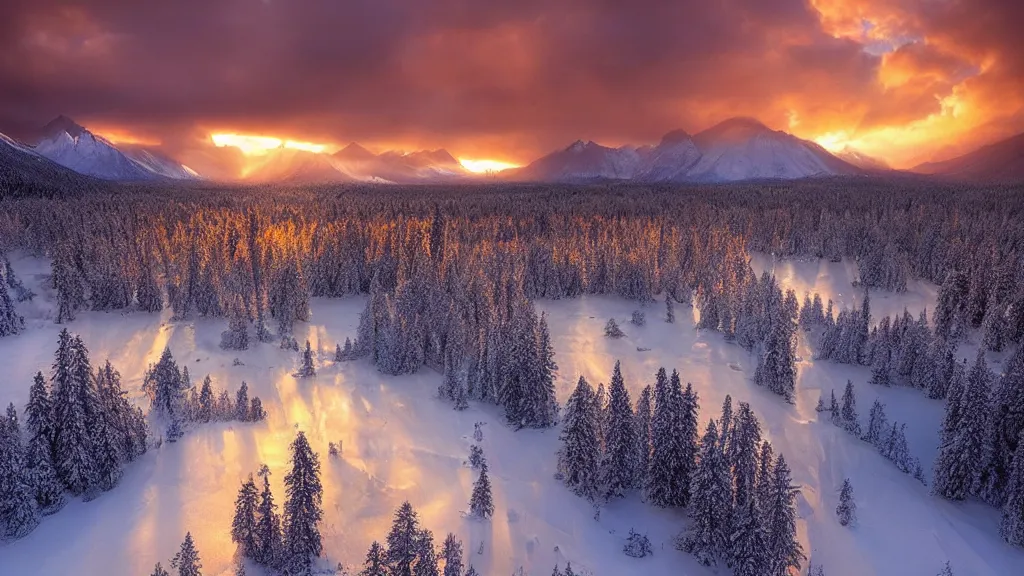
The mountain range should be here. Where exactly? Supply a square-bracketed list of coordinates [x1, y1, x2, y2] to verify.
[1, 115, 1022, 190]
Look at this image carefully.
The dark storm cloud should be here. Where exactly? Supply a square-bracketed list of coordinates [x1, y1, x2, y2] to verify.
[0, 0, 1021, 166]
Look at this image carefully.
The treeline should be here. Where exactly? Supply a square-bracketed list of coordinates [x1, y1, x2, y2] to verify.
[558, 363, 804, 575]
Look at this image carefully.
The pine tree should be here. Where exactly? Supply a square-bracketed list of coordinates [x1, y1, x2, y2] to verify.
[634, 385, 653, 490]
[862, 399, 889, 448]
[730, 499, 768, 576]
[828, 390, 841, 427]
[197, 376, 214, 423]
[604, 318, 624, 338]
[937, 561, 954, 576]
[221, 296, 250, 351]
[666, 295, 675, 323]
[836, 478, 856, 526]
[250, 397, 267, 422]
[283, 431, 324, 573]
[869, 338, 891, 386]
[470, 464, 495, 519]
[730, 402, 762, 510]
[535, 312, 559, 427]
[0, 407, 41, 538]
[754, 311, 797, 402]
[681, 420, 732, 566]
[999, 430, 1024, 546]
[150, 562, 170, 576]
[232, 474, 260, 558]
[440, 532, 464, 576]
[414, 528, 440, 576]
[144, 347, 184, 420]
[934, 350, 991, 501]
[840, 380, 860, 435]
[171, 532, 203, 576]
[0, 275, 24, 337]
[253, 465, 283, 567]
[235, 382, 250, 422]
[601, 360, 637, 500]
[361, 541, 388, 576]
[25, 427, 65, 513]
[298, 340, 316, 378]
[815, 395, 826, 413]
[764, 455, 805, 576]
[50, 330, 98, 495]
[387, 501, 421, 576]
[558, 376, 600, 500]
[719, 394, 734, 456]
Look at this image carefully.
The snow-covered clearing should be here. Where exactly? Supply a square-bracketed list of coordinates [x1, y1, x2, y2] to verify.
[1, 253, 1022, 576]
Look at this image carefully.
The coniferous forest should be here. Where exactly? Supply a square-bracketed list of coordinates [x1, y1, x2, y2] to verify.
[1, 180, 1023, 575]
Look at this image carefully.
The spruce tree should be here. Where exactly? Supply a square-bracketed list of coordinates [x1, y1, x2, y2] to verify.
[729, 498, 768, 576]
[150, 562, 170, 576]
[601, 360, 637, 500]
[535, 312, 559, 427]
[440, 532, 464, 576]
[232, 474, 260, 558]
[1000, 431, 1024, 547]
[50, 329, 98, 495]
[25, 427, 64, 513]
[361, 541, 388, 576]
[730, 402, 762, 509]
[414, 529, 440, 576]
[470, 464, 495, 519]
[604, 318, 624, 338]
[840, 380, 860, 435]
[836, 478, 856, 526]
[756, 443, 774, 515]
[634, 384, 653, 490]
[558, 376, 600, 500]
[862, 399, 889, 448]
[982, 346, 1024, 506]
[666, 295, 675, 323]
[828, 390, 841, 427]
[937, 561, 954, 576]
[235, 382, 250, 422]
[298, 340, 316, 378]
[198, 376, 214, 423]
[254, 465, 283, 567]
[283, 431, 324, 573]
[387, 501, 421, 576]
[0, 276, 24, 337]
[719, 394, 734, 456]
[681, 420, 732, 566]
[171, 532, 203, 576]
[144, 347, 184, 420]
[764, 454, 804, 576]
[933, 350, 991, 501]
[676, 378, 700, 507]
[250, 397, 267, 422]
[0, 408, 41, 538]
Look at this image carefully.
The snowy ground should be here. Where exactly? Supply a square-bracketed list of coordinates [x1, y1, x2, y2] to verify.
[1, 253, 1023, 576]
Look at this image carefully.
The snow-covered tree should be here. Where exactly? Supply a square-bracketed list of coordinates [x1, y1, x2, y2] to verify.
[763, 454, 804, 576]
[50, 330, 98, 495]
[440, 532, 464, 576]
[840, 380, 861, 435]
[999, 431, 1024, 547]
[937, 561, 954, 576]
[681, 419, 732, 566]
[0, 273, 24, 337]
[386, 501, 421, 576]
[558, 376, 600, 500]
[361, 541, 388, 576]
[150, 562, 170, 576]
[634, 385, 653, 490]
[862, 399, 889, 448]
[254, 465, 283, 568]
[601, 361, 637, 500]
[232, 474, 259, 558]
[171, 532, 203, 576]
[666, 295, 675, 323]
[1, 406, 40, 538]
[836, 478, 856, 526]
[934, 350, 991, 501]
[730, 498, 768, 576]
[730, 402, 762, 510]
[470, 464, 494, 519]
[604, 318, 624, 338]
[623, 528, 652, 558]
[144, 347, 185, 420]
[297, 340, 316, 378]
[235, 381, 250, 422]
[414, 529, 440, 576]
[282, 431, 324, 573]
[631, 310, 645, 326]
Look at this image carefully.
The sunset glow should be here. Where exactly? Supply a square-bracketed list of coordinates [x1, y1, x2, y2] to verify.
[459, 159, 519, 173]
[211, 133, 328, 155]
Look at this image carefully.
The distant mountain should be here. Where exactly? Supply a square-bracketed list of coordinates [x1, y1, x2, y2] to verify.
[32, 116, 197, 181]
[508, 140, 642, 182]
[121, 145, 200, 180]
[332, 144, 469, 183]
[510, 117, 863, 183]
[912, 132, 1024, 183]
[0, 130, 106, 198]
[245, 148, 353, 183]
[836, 147, 890, 172]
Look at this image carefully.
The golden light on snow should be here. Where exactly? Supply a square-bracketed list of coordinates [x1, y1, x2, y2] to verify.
[814, 131, 851, 153]
[458, 158, 519, 173]
[211, 133, 328, 155]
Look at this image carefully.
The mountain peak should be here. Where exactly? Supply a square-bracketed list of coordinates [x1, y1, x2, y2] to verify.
[334, 142, 376, 162]
[41, 115, 88, 141]
[660, 129, 693, 144]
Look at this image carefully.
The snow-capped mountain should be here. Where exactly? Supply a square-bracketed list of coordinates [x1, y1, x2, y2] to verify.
[912, 132, 1024, 183]
[121, 145, 200, 180]
[1, 130, 106, 197]
[835, 147, 890, 172]
[32, 116, 197, 181]
[508, 140, 642, 182]
[511, 117, 864, 183]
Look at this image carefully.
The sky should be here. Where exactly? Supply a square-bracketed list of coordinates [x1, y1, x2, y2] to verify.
[0, 0, 1022, 174]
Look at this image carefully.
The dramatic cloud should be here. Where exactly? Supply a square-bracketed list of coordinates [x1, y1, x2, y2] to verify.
[0, 0, 1021, 170]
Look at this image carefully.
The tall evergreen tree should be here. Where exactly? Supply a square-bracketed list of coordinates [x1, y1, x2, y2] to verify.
[535, 312, 559, 427]
[387, 501, 421, 576]
[298, 340, 316, 378]
[558, 376, 600, 500]
[440, 532, 464, 576]
[862, 399, 889, 448]
[50, 329, 97, 495]
[0, 407, 40, 538]
[836, 478, 856, 526]
[1000, 431, 1024, 547]
[282, 431, 324, 574]
[253, 465, 283, 567]
[729, 498, 768, 576]
[764, 454, 805, 576]
[235, 381, 250, 422]
[933, 350, 991, 501]
[634, 384, 653, 490]
[730, 402, 762, 510]
[0, 275, 24, 337]
[150, 562, 170, 576]
[982, 346, 1024, 506]
[840, 380, 861, 435]
[681, 420, 732, 566]
[666, 294, 675, 323]
[360, 541, 388, 576]
[470, 464, 495, 519]
[144, 347, 184, 420]
[171, 532, 203, 576]
[601, 361, 637, 500]
[232, 474, 260, 558]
